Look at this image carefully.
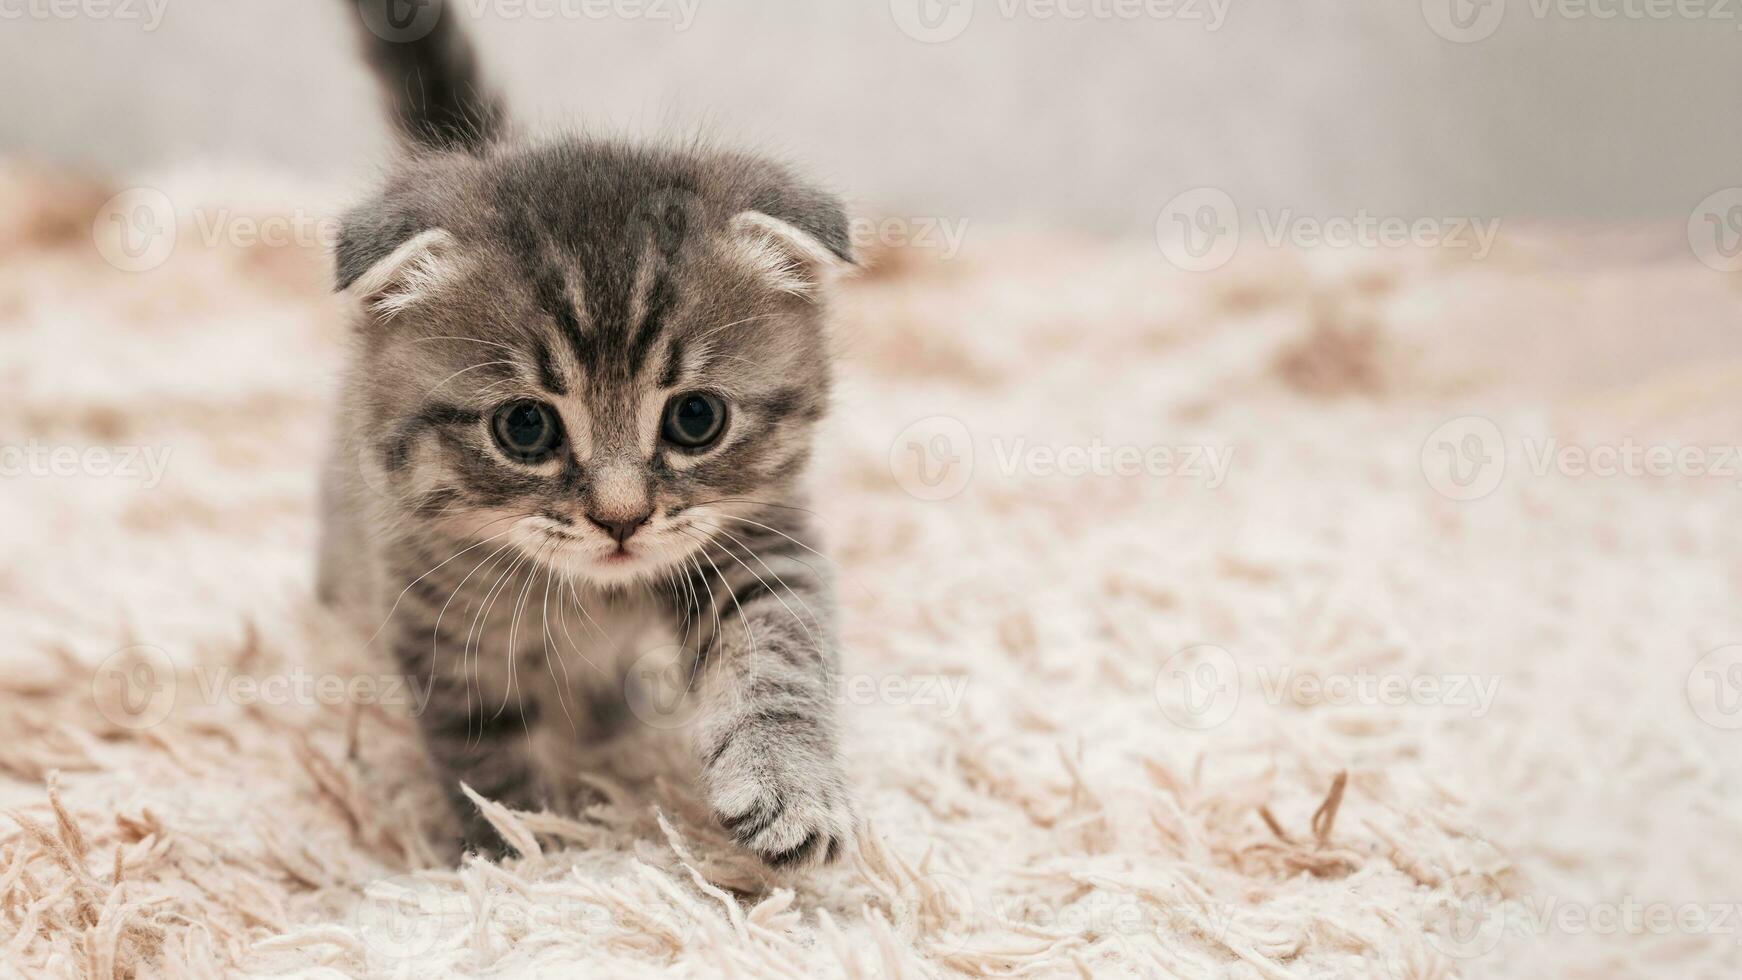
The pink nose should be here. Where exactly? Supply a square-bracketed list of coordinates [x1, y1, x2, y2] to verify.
[586, 510, 652, 545]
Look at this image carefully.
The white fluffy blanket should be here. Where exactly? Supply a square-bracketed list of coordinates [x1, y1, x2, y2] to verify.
[2, 166, 1739, 978]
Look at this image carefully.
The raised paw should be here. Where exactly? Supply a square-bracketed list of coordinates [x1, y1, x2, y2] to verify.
[704, 733, 853, 868]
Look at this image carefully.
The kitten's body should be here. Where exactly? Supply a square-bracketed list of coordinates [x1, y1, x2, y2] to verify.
[318, 3, 854, 866]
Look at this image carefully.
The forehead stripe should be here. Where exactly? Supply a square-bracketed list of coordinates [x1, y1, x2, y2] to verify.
[658, 333, 686, 389]
[533, 338, 568, 396]
[531, 263, 592, 374]
[627, 269, 677, 377]
[500, 192, 593, 374]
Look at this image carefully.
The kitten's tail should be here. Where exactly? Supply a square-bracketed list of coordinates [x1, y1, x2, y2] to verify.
[342, 0, 505, 153]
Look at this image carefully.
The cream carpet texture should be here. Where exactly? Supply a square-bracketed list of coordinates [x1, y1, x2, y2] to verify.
[1, 165, 1739, 978]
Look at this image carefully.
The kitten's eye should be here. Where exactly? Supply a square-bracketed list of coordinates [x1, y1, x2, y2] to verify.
[491, 400, 563, 462]
[662, 392, 727, 449]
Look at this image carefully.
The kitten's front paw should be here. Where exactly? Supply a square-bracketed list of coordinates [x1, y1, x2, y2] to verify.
[704, 733, 853, 868]
[457, 813, 512, 863]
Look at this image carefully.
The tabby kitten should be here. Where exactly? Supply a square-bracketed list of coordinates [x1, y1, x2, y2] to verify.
[317, 1, 854, 866]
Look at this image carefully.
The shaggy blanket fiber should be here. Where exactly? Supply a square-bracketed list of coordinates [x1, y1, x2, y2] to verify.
[1, 165, 1740, 979]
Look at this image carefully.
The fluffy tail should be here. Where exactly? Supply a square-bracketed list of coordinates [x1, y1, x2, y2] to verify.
[344, 0, 505, 153]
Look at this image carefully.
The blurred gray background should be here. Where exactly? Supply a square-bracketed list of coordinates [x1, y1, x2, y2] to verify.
[2, 0, 1738, 233]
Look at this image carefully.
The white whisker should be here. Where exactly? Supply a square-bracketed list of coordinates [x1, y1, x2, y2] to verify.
[689, 520, 821, 652]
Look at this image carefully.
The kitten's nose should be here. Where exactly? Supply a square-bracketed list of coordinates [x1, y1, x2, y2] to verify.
[586, 509, 652, 546]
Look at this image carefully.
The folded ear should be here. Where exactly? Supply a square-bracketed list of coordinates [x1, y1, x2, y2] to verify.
[748, 180, 854, 266]
[339, 227, 459, 323]
[731, 210, 853, 296]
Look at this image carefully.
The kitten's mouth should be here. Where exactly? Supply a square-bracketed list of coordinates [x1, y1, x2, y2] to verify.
[527, 515, 699, 584]
[537, 526, 644, 570]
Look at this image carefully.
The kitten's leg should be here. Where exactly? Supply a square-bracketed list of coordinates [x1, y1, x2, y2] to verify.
[395, 636, 547, 860]
[684, 543, 852, 867]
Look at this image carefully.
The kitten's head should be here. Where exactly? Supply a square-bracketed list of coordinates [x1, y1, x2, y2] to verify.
[335, 139, 852, 586]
